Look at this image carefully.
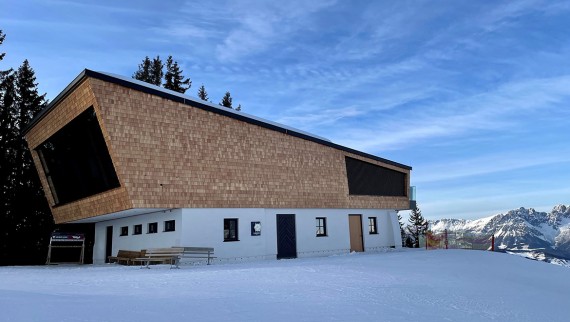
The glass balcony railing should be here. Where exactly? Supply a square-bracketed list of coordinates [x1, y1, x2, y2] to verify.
[409, 186, 417, 210]
[409, 186, 416, 201]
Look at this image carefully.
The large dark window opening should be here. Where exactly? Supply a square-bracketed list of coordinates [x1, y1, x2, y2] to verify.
[345, 157, 406, 196]
[36, 107, 120, 205]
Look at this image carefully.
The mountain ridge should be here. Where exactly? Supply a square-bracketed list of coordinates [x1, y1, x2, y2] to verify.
[429, 204, 570, 265]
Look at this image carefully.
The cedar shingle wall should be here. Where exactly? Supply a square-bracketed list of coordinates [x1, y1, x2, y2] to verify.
[25, 79, 131, 223]
[25, 77, 410, 223]
[91, 79, 409, 210]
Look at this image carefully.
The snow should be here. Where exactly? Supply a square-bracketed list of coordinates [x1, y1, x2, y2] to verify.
[464, 214, 495, 231]
[1, 250, 569, 322]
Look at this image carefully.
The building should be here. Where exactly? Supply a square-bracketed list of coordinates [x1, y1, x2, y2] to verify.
[23, 70, 414, 264]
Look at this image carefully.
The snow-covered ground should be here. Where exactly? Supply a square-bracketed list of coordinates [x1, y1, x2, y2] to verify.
[1, 249, 569, 322]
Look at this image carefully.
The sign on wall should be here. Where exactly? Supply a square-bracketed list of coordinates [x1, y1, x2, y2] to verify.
[251, 222, 261, 236]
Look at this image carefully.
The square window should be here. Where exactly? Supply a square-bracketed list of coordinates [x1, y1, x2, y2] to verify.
[369, 217, 378, 234]
[148, 222, 158, 234]
[120, 226, 128, 236]
[316, 217, 327, 237]
[224, 218, 238, 241]
[133, 224, 142, 235]
[164, 220, 175, 232]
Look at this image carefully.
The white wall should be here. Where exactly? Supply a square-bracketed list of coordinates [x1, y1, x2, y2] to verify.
[94, 209, 182, 264]
[180, 208, 274, 262]
[93, 208, 401, 264]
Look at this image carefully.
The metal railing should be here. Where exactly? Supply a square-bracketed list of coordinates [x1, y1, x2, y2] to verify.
[422, 230, 495, 251]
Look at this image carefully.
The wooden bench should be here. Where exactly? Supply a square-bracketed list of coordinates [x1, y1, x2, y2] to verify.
[133, 248, 184, 269]
[133, 247, 216, 269]
[178, 247, 216, 265]
[108, 250, 144, 265]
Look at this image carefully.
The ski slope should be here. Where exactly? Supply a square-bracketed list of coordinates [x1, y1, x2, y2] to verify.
[0, 249, 568, 321]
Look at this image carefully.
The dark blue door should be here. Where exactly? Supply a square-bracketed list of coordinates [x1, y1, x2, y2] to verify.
[276, 214, 297, 259]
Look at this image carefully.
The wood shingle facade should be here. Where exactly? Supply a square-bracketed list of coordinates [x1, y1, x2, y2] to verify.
[24, 70, 413, 263]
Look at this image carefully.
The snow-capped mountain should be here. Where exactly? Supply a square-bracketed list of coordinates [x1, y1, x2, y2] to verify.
[429, 205, 570, 265]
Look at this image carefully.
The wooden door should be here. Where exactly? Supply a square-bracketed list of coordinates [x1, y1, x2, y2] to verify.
[349, 215, 364, 252]
[276, 214, 297, 259]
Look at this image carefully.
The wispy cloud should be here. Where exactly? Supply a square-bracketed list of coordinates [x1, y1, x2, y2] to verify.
[477, 0, 545, 32]
[415, 153, 570, 184]
[215, 0, 337, 61]
[277, 105, 364, 128]
[419, 187, 570, 220]
[44, 0, 151, 15]
[332, 74, 570, 152]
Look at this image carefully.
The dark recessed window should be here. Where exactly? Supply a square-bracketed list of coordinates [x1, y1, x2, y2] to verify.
[345, 157, 406, 197]
[164, 220, 175, 232]
[224, 218, 238, 242]
[148, 222, 158, 234]
[120, 226, 128, 236]
[36, 107, 120, 205]
[316, 217, 327, 237]
[133, 224, 142, 235]
[368, 217, 378, 234]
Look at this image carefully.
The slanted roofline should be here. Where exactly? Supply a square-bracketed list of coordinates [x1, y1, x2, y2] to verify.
[24, 69, 411, 170]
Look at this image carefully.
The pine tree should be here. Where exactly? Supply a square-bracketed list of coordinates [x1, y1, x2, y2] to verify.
[397, 212, 405, 246]
[0, 29, 16, 264]
[197, 84, 208, 101]
[220, 91, 232, 108]
[164, 56, 191, 93]
[0, 30, 4, 62]
[0, 30, 13, 150]
[407, 205, 426, 248]
[132, 56, 152, 83]
[11, 60, 53, 264]
[236, 104, 242, 111]
[149, 56, 163, 86]
[0, 47, 53, 264]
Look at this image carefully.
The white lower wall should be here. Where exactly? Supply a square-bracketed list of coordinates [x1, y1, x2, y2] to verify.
[94, 208, 401, 264]
[94, 209, 182, 264]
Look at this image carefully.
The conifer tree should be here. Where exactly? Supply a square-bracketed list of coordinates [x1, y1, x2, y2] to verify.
[134, 55, 242, 110]
[220, 91, 232, 108]
[0, 29, 16, 264]
[132, 56, 152, 83]
[164, 55, 191, 93]
[0, 30, 4, 62]
[10, 60, 52, 264]
[407, 205, 426, 248]
[0, 39, 53, 264]
[149, 56, 163, 86]
[397, 212, 406, 246]
[197, 84, 208, 101]
[0, 30, 13, 150]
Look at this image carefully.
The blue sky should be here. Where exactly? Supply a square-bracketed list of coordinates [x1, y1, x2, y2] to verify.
[2, 0, 569, 220]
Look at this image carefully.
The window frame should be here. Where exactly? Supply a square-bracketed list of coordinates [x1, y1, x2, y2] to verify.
[164, 220, 175, 232]
[316, 217, 327, 237]
[368, 217, 378, 234]
[133, 224, 142, 235]
[35, 107, 121, 206]
[148, 222, 158, 234]
[224, 218, 239, 242]
[120, 226, 128, 236]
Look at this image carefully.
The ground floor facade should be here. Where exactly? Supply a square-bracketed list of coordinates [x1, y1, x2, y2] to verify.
[93, 208, 402, 264]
